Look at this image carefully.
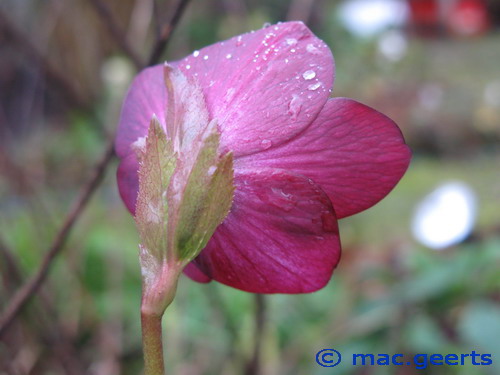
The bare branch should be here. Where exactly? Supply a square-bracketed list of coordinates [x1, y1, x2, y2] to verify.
[0, 139, 115, 338]
[0, 236, 87, 375]
[0, 0, 193, 341]
[245, 294, 266, 375]
[147, 0, 192, 66]
[87, 0, 144, 70]
[0, 10, 90, 112]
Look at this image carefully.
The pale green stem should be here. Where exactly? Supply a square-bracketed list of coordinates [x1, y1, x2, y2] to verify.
[141, 312, 165, 375]
[140, 262, 181, 375]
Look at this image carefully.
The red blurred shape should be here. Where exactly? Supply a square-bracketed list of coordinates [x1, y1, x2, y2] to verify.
[408, 0, 440, 36]
[445, 0, 490, 37]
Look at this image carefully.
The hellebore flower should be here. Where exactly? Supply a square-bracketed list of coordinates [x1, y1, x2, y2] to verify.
[116, 21, 411, 294]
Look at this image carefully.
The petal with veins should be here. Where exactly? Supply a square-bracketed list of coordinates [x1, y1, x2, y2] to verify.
[238, 98, 411, 218]
[189, 169, 341, 293]
[116, 22, 334, 159]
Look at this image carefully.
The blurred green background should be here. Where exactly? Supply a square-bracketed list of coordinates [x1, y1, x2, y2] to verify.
[1, 0, 499, 374]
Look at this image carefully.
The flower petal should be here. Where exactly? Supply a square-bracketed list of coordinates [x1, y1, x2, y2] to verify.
[115, 66, 167, 159]
[183, 262, 211, 283]
[188, 169, 341, 293]
[238, 98, 411, 219]
[178, 22, 334, 157]
[117, 153, 139, 214]
[116, 22, 334, 159]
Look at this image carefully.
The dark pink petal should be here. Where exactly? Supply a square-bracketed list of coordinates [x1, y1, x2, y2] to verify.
[238, 98, 411, 219]
[178, 22, 334, 157]
[115, 66, 166, 158]
[117, 154, 140, 214]
[183, 263, 211, 283]
[116, 22, 334, 159]
[188, 169, 341, 293]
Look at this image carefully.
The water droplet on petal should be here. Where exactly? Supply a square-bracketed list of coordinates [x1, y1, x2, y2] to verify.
[262, 22, 271, 28]
[286, 38, 297, 46]
[308, 82, 321, 91]
[207, 166, 216, 176]
[260, 139, 272, 150]
[302, 70, 316, 80]
[203, 55, 209, 60]
[225, 87, 235, 103]
[306, 44, 320, 54]
[321, 213, 337, 232]
[193, 50, 200, 57]
[236, 36, 243, 46]
[288, 95, 303, 120]
[185, 64, 191, 70]
[226, 53, 232, 59]
[290, 48, 296, 53]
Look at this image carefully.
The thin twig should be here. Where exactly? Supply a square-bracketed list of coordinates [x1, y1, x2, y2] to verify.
[0, 139, 116, 338]
[147, 0, 192, 65]
[0, 236, 87, 375]
[245, 294, 266, 375]
[0, 10, 89, 112]
[0, 0, 192, 344]
[87, 0, 144, 70]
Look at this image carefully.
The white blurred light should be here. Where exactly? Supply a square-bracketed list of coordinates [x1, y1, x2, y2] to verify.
[418, 83, 444, 112]
[101, 56, 134, 89]
[338, 0, 409, 37]
[484, 80, 500, 107]
[378, 30, 408, 62]
[412, 182, 477, 250]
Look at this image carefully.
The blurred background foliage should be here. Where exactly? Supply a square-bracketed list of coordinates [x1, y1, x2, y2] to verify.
[0, 0, 499, 374]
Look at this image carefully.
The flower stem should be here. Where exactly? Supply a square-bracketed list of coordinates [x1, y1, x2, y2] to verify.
[140, 262, 181, 375]
[245, 294, 266, 375]
[141, 311, 165, 375]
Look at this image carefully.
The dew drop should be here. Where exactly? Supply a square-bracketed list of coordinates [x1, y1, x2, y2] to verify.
[260, 139, 272, 150]
[236, 36, 243, 46]
[308, 82, 321, 91]
[185, 64, 191, 70]
[226, 53, 232, 59]
[225, 87, 235, 102]
[286, 38, 297, 46]
[321, 212, 337, 232]
[193, 50, 200, 57]
[285, 58, 289, 63]
[288, 95, 303, 120]
[302, 70, 316, 80]
[306, 44, 320, 54]
[203, 55, 209, 60]
[207, 166, 216, 176]
[263, 22, 271, 28]
[290, 48, 296, 53]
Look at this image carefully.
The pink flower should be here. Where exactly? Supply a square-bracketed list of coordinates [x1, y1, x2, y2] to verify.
[116, 22, 411, 294]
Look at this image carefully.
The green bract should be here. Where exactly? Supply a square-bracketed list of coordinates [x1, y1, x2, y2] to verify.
[134, 65, 234, 297]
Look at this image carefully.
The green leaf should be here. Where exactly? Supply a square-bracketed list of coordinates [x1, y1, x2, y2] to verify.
[175, 130, 234, 261]
[458, 301, 500, 371]
[134, 65, 234, 280]
[135, 117, 176, 266]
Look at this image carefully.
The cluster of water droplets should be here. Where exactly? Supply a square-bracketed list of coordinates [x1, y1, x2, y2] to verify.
[177, 23, 332, 154]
